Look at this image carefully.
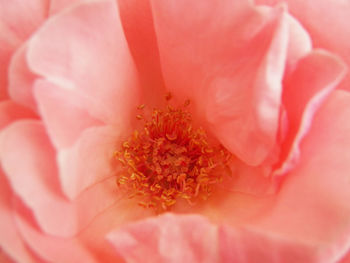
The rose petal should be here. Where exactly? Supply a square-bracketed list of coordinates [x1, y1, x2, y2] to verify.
[219, 225, 325, 262]
[14, 199, 97, 263]
[0, 100, 36, 130]
[117, 0, 166, 106]
[274, 50, 347, 176]
[151, 0, 290, 165]
[253, 90, 350, 262]
[255, 0, 350, 91]
[57, 125, 121, 200]
[108, 213, 218, 263]
[0, 120, 118, 237]
[179, 90, 350, 262]
[0, 0, 49, 100]
[0, 170, 37, 263]
[79, 199, 153, 262]
[27, 0, 139, 125]
[49, 0, 82, 14]
[8, 44, 38, 110]
[284, 14, 311, 74]
[34, 79, 102, 149]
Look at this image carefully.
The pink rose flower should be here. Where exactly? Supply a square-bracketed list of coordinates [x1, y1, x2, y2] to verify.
[1, 0, 350, 262]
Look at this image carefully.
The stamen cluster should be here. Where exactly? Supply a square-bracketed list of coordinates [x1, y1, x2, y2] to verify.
[115, 98, 231, 211]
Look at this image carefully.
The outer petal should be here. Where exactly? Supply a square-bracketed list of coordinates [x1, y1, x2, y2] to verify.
[8, 44, 38, 110]
[177, 90, 350, 262]
[219, 225, 326, 262]
[49, 0, 82, 14]
[14, 199, 97, 263]
[108, 213, 218, 263]
[0, 100, 36, 130]
[0, 120, 118, 237]
[255, 0, 350, 91]
[0, 170, 37, 263]
[274, 50, 347, 175]
[34, 79, 102, 149]
[151, 0, 289, 166]
[57, 125, 122, 200]
[253, 90, 350, 262]
[27, 0, 139, 125]
[0, 0, 49, 99]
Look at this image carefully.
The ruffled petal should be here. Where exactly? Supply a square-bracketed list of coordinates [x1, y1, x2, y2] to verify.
[27, 0, 139, 125]
[0, 170, 37, 263]
[179, 90, 350, 262]
[34, 79, 102, 149]
[107, 213, 218, 263]
[57, 125, 121, 200]
[219, 225, 326, 262]
[252, 90, 350, 262]
[49, 0, 82, 14]
[0, 0, 49, 100]
[274, 50, 347, 176]
[8, 44, 38, 110]
[0, 100, 36, 130]
[151, 0, 289, 165]
[255, 0, 350, 91]
[14, 200, 97, 263]
[0, 120, 117, 237]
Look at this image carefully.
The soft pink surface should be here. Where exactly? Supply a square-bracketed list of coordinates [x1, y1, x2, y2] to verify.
[117, 0, 166, 106]
[275, 50, 346, 175]
[0, 100, 37, 130]
[25, 0, 142, 198]
[0, 170, 37, 263]
[27, 0, 139, 125]
[57, 124, 121, 200]
[108, 213, 218, 263]
[109, 90, 350, 263]
[0, 0, 49, 100]
[150, 0, 317, 167]
[255, 0, 350, 91]
[1, 0, 350, 262]
[0, 121, 118, 237]
[49, 0, 82, 14]
[8, 45, 39, 111]
[34, 79, 102, 149]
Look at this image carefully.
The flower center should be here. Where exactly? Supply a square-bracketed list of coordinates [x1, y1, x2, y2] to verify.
[114, 94, 231, 212]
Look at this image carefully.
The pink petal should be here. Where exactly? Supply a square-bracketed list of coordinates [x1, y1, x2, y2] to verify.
[0, 120, 118, 237]
[79, 200, 153, 262]
[8, 44, 38, 110]
[176, 91, 350, 262]
[117, 0, 166, 105]
[284, 14, 311, 74]
[0, 170, 37, 263]
[253, 90, 350, 262]
[27, 0, 140, 125]
[107, 213, 218, 263]
[14, 200, 97, 263]
[151, 0, 289, 165]
[219, 225, 326, 262]
[0, 0, 49, 42]
[274, 50, 347, 176]
[0, 100, 36, 130]
[0, 0, 49, 100]
[49, 0, 82, 14]
[339, 251, 350, 263]
[255, 0, 350, 91]
[57, 125, 122, 200]
[34, 79, 102, 149]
